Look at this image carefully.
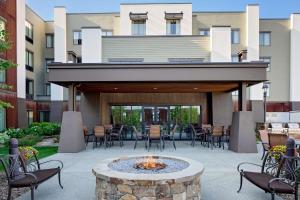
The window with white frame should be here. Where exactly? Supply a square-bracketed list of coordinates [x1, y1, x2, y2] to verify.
[231, 55, 239, 62]
[25, 21, 33, 43]
[260, 57, 271, 71]
[26, 79, 34, 99]
[166, 19, 180, 35]
[39, 111, 50, 122]
[46, 34, 54, 48]
[102, 30, 113, 36]
[231, 29, 240, 44]
[260, 32, 271, 46]
[26, 50, 33, 71]
[27, 110, 34, 125]
[132, 20, 146, 36]
[199, 28, 210, 36]
[73, 31, 82, 45]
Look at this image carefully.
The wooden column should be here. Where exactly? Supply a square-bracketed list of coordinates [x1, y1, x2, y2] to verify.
[238, 82, 247, 111]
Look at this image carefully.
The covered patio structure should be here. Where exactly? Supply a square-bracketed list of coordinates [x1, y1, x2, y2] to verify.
[48, 61, 267, 153]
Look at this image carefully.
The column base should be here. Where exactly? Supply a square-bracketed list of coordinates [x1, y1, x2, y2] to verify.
[229, 111, 258, 153]
[58, 111, 85, 153]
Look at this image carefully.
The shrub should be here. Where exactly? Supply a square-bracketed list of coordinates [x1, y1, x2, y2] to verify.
[5, 128, 25, 138]
[29, 122, 60, 136]
[0, 132, 10, 145]
[18, 134, 43, 146]
[19, 146, 38, 161]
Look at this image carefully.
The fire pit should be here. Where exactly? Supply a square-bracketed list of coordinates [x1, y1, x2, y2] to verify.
[92, 155, 204, 200]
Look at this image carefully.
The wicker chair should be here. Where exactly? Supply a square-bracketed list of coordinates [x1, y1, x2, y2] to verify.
[0, 153, 63, 200]
[259, 130, 270, 160]
[132, 126, 147, 149]
[147, 125, 162, 151]
[190, 124, 205, 147]
[110, 125, 124, 147]
[208, 126, 224, 149]
[162, 124, 177, 150]
[93, 126, 106, 149]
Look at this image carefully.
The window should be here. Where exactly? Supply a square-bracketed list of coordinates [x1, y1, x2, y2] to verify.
[25, 21, 33, 43]
[168, 58, 204, 63]
[45, 58, 54, 72]
[231, 55, 239, 62]
[46, 34, 54, 48]
[102, 30, 113, 36]
[232, 90, 238, 96]
[45, 83, 51, 96]
[260, 57, 271, 71]
[27, 111, 34, 125]
[0, 109, 6, 131]
[77, 57, 82, 63]
[231, 29, 240, 44]
[73, 31, 82, 45]
[26, 50, 33, 71]
[39, 111, 50, 122]
[199, 29, 210, 36]
[166, 19, 180, 35]
[260, 32, 271, 46]
[26, 79, 34, 99]
[0, 18, 6, 40]
[132, 20, 146, 36]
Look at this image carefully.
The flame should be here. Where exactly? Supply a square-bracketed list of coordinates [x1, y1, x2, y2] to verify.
[143, 156, 157, 169]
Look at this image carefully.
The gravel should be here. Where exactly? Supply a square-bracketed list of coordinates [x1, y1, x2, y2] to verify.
[108, 156, 189, 174]
[0, 173, 29, 200]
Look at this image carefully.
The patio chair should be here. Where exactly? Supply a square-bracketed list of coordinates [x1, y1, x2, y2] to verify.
[0, 153, 63, 200]
[132, 126, 147, 149]
[83, 126, 93, 147]
[259, 129, 270, 160]
[208, 126, 224, 149]
[237, 152, 300, 200]
[110, 125, 124, 147]
[268, 133, 288, 148]
[93, 126, 107, 149]
[190, 124, 205, 147]
[162, 124, 177, 150]
[202, 124, 212, 134]
[147, 125, 162, 151]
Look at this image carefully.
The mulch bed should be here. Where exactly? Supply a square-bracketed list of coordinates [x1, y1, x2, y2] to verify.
[0, 173, 29, 200]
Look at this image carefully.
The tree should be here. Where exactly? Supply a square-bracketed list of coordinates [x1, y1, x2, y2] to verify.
[0, 29, 17, 109]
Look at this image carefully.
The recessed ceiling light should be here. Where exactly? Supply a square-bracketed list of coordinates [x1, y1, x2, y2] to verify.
[194, 87, 198, 90]
[114, 87, 118, 90]
[153, 87, 158, 90]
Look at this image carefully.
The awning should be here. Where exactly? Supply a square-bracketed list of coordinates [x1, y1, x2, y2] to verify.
[165, 12, 183, 20]
[129, 12, 148, 20]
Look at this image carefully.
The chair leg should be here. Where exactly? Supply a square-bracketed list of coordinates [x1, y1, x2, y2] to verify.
[58, 170, 63, 189]
[261, 149, 266, 160]
[173, 138, 176, 150]
[31, 187, 34, 200]
[271, 193, 275, 200]
[7, 186, 11, 200]
[92, 136, 95, 149]
[237, 173, 243, 193]
[134, 139, 137, 149]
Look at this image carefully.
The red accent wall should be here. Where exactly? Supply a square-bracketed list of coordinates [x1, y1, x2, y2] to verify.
[0, 0, 18, 128]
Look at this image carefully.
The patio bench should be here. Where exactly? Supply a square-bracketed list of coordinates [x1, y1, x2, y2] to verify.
[237, 152, 299, 200]
[0, 153, 63, 200]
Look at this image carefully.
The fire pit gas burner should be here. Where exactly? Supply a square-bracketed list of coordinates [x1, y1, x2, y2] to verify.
[134, 156, 167, 170]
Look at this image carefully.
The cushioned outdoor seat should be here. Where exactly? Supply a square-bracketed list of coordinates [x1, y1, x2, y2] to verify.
[10, 168, 60, 187]
[243, 171, 294, 193]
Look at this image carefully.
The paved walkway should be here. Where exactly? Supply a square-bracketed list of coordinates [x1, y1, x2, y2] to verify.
[18, 142, 284, 200]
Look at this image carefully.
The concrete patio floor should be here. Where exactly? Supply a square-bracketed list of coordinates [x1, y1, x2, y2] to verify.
[17, 141, 284, 200]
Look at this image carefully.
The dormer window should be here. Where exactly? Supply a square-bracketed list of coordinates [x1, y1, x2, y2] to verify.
[130, 12, 147, 36]
[165, 12, 182, 35]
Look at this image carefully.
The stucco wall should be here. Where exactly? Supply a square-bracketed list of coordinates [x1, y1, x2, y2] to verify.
[120, 3, 192, 36]
[260, 19, 290, 102]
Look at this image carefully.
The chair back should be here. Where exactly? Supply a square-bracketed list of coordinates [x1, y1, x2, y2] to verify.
[211, 126, 224, 136]
[150, 125, 160, 139]
[268, 133, 288, 148]
[94, 126, 105, 137]
[104, 124, 113, 134]
[225, 125, 231, 136]
[202, 124, 212, 133]
[83, 126, 88, 136]
[171, 124, 178, 136]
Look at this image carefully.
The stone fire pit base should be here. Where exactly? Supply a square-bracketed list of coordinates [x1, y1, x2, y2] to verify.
[93, 156, 204, 200]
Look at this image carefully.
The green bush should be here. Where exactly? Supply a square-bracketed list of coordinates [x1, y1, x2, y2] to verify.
[29, 122, 60, 136]
[18, 134, 43, 147]
[0, 132, 10, 145]
[5, 128, 25, 138]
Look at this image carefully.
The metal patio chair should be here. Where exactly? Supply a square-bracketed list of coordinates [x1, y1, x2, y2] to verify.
[132, 126, 147, 149]
[110, 125, 124, 147]
[93, 126, 107, 149]
[147, 125, 163, 151]
[162, 124, 177, 150]
[190, 124, 205, 147]
[208, 126, 224, 149]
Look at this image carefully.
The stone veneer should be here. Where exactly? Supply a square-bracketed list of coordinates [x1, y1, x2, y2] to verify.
[93, 156, 204, 200]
